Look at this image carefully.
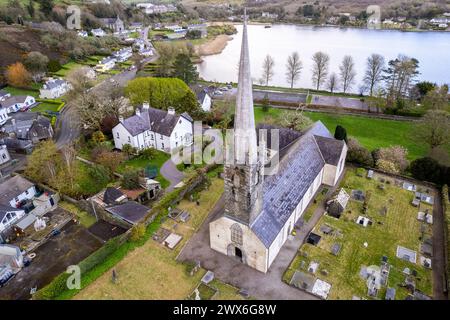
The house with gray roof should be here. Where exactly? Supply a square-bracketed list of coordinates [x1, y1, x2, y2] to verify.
[191, 84, 213, 112]
[0, 90, 11, 102]
[105, 201, 150, 225]
[0, 205, 25, 234]
[0, 175, 37, 208]
[112, 103, 193, 153]
[100, 16, 125, 33]
[0, 95, 36, 113]
[39, 78, 71, 99]
[209, 15, 347, 273]
[1, 112, 53, 144]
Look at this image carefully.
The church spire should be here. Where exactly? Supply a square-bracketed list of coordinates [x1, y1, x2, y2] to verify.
[234, 8, 258, 165]
[224, 9, 264, 226]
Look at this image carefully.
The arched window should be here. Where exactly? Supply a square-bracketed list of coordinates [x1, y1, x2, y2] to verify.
[230, 223, 243, 245]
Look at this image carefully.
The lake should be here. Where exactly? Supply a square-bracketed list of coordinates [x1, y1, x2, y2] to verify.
[197, 24, 450, 93]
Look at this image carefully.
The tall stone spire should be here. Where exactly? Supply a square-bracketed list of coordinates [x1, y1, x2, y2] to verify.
[224, 9, 264, 226]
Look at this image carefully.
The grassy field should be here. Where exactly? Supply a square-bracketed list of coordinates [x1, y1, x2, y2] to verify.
[254, 106, 437, 160]
[32, 101, 61, 114]
[4, 84, 41, 98]
[117, 151, 171, 189]
[73, 178, 243, 300]
[284, 168, 433, 300]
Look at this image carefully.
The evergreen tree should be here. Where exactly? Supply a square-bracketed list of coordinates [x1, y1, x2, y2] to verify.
[334, 125, 348, 143]
[26, 0, 35, 18]
[38, 0, 54, 17]
[171, 53, 198, 85]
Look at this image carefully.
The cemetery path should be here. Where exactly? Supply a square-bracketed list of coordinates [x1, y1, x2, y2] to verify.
[161, 159, 184, 192]
[432, 193, 448, 300]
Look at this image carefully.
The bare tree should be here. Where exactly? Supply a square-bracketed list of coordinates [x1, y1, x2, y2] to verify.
[363, 53, 385, 96]
[415, 110, 450, 150]
[261, 54, 275, 86]
[311, 51, 330, 90]
[339, 55, 356, 93]
[327, 72, 339, 93]
[66, 66, 94, 97]
[285, 52, 302, 88]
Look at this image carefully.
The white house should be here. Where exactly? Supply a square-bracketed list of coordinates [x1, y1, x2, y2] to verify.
[39, 78, 71, 99]
[0, 175, 37, 209]
[0, 205, 25, 234]
[0, 244, 24, 268]
[112, 47, 132, 62]
[91, 28, 106, 37]
[0, 90, 11, 102]
[209, 17, 348, 274]
[0, 106, 9, 125]
[0, 96, 36, 113]
[139, 48, 154, 57]
[0, 145, 11, 166]
[95, 57, 116, 72]
[112, 103, 193, 153]
[191, 85, 212, 112]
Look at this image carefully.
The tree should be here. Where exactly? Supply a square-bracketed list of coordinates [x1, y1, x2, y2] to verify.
[23, 51, 49, 82]
[374, 145, 409, 173]
[334, 125, 348, 142]
[140, 147, 157, 160]
[261, 93, 270, 112]
[415, 81, 436, 99]
[47, 59, 62, 73]
[5, 62, 31, 87]
[26, 0, 35, 18]
[327, 72, 339, 93]
[383, 54, 420, 102]
[261, 54, 275, 86]
[122, 144, 137, 159]
[415, 110, 450, 150]
[96, 151, 126, 175]
[339, 55, 356, 93]
[279, 107, 313, 131]
[346, 138, 374, 167]
[66, 66, 94, 95]
[410, 157, 443, 184]
[91, 131, 106, 145]
[285, 52, 302, 88]
[171, 53, 199, 85]
[311, 51, 330, 90]
[422, 85, 449, 110]
[25, 140, 59, 184]
[37, 0, 54, 17]
[363, 53, 385, 96]
[130, 223, 146, 242]
[121, 168, 141, 190]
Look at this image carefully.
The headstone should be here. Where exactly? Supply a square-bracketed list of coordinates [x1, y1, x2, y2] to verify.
[201, 270, 215, 284]
[403, 267, 410, 275]
[239, 288, 249, 298]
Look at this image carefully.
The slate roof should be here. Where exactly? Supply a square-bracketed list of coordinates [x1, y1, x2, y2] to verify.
[106, 201, 150, 225]
[103, 187, 125, 205]
[249, 121, 344, 248]
[0, 90, 10, 98]
[314, 135, 345, 166]
[0, 204, 23, 221]
[2, 112, 51, 140]
[0, 96, 31, 108]
[43, 79, 66, 90]
[120, 106, 192, 137]
[256, 123, 302, 152]
[0, 175, 34, 206]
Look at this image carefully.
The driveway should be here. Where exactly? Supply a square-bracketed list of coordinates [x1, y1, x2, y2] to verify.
[160, 159, 184, 192]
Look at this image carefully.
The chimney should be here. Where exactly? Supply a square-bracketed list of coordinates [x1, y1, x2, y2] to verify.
[142, 102, 150, 110]
[167, 107, 175, 115]
[12, 119, 17, 132]
[119, 116, 124, 123]
[135, 108, 141, 116]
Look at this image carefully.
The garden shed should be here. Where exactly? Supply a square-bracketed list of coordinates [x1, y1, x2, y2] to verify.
[326, 189, 350, 218]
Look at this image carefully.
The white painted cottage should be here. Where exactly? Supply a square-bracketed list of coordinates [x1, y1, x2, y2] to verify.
[0, 96, 36, 113]
[0, 106, 9, 125]
[112, 103, 193, 153]
[0, 145, 11, 166]
[39, 78, 71, 99]
[0, 175, 37, 209]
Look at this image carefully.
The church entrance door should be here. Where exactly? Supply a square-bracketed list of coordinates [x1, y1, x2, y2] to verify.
[235, 247, 243, 262]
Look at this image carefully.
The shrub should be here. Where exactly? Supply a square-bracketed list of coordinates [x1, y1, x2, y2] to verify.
[48, 59, 62, 73]
[139, 147, 157, 160]
[346, 138, 374, 167]
[129, 223, 146, 242]
[121, 168, 141, 190]
[374, 145, 409, 173]
[334, 125, 348, 143]
[91, 131, 106, 145]
[376, 159, 400, 174]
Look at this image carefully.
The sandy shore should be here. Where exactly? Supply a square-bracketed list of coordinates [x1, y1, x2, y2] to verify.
[195, 34, 232, 57]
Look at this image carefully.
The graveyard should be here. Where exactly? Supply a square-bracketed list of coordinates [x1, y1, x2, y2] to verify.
[284, 167, 435, 300]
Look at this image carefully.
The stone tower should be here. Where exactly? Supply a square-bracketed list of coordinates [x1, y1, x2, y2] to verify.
[224, 10, 264, 226]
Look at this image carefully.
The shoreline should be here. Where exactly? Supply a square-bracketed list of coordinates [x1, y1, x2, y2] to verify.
[195, 34, 233, 60]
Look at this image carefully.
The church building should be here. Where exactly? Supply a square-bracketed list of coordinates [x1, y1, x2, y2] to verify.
[209, 15, 347, 273]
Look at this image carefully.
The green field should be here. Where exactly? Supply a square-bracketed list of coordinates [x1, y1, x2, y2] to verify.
[4, 84, 41, 98]
[254, 107, 439, 160]
[284, 168, 433, 300]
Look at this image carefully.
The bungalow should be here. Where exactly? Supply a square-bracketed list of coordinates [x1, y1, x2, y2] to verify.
[112, 103, 193, 153]
[39, 78, 71, 99]
[0, 90, 11, 102]
[1, 112, 54, 144]
[0, 96, 36, 113]
[112, 47, 133, 62]
[95, 57, 116, 72]
[0, 145, 11, 166]
[77, 30, 88, 37]
[0, 175, 37, 208]
[191, 84, 212, 112]
[91, 28, 106, 37]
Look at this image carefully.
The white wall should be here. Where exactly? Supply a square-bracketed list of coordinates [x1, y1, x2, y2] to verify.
[8, 186, 37, 208]
[201, 94, 212, 112]
[0, 209, 25, 232]
[0, 146, 11, 165]
[170, 116, 193, 150]
[0, 108, 9, 125]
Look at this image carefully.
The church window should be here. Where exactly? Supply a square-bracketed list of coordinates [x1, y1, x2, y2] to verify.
[231, 224, 243, 245]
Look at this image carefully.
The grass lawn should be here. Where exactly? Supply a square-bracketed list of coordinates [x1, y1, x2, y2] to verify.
[4, 84, 40, 98]
[76, 161, 110, 196]
[73, 178, 242, 300]
[59, 201, 96, 228]
[32, 101, 61, 114]
[302, 187, 329, 223]
[284, 168, 434, 300]
[117, 152, 171, 189]
[254, 106, 441, 160]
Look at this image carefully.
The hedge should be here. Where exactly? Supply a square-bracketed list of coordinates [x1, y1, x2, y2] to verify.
[442, 185, 450, 288]
[33, 164, 218, 300]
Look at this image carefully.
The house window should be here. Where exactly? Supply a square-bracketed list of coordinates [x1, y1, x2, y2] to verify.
[160, 134, 163, 140]
[230, 223, 243, 245]
[150, 134, 154, 140]
[2, 154, 6, 159]
[25, 190, 29, 195]
[128, 136, 131, 143]
[161, 143, 165, 149]
[15, 197, 19, 203]
[116, 132, 119, 138]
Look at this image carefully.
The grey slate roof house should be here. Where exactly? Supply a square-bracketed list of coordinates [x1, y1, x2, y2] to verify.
[209, 14, 348, 273]
[100, 16, 125, 33]
[1, 112, 53, 144]
[112, 104, 193, 153]
[105, 201, 150, 225]
[0, 95, 36, 113]
[0, 90, 11, 101]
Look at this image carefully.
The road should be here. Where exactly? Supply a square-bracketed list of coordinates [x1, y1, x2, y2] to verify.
[55, 29, 157, 149]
